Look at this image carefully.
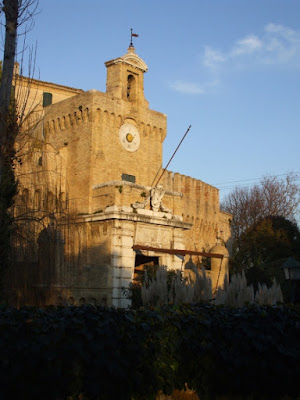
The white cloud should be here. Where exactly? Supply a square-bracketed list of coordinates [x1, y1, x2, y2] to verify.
[263, 23, 300, 64]
[170, 80, 205, 94]
[203, 46, 226, 68]
[231, 35, 263, 55]
[171, 23, 300, 96]
[265, 23, 297, 40]
[203, 23, 300, 70]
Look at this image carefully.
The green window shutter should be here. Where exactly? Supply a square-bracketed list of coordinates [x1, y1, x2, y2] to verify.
[122, 173, 136, 183]
[43, 92, 53, 107]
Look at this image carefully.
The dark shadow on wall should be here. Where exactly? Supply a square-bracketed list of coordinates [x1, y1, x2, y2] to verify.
[5, 220, 113, 308]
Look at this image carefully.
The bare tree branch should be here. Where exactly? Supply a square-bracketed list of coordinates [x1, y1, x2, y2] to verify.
[221, 172, 300, 243]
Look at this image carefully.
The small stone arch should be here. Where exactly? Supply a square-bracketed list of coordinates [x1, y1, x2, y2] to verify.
[117, 114, 122, 126]
[37, 223, 64, 286]
[96, 108, 101, 123]
[101, 297, 107, 307]
[103, 110, 108, 125]
[79, 297, 86, 306]
[62, 115, 67, 129]
[68, 113, 74, 126]
[146, 124, 151, 136]
[139, 122, 145, 136]
[110, 112, 116, 126]
[68, 297, 74, 306]
[56, 296, 63, 306]
[89, 298, 97, 306]
[83, 107, 89, 122]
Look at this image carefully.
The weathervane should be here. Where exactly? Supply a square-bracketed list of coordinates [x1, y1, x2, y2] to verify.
[130, 28, 139, 47]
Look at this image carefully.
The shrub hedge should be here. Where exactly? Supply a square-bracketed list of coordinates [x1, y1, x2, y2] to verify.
[0, 304, 299, 400]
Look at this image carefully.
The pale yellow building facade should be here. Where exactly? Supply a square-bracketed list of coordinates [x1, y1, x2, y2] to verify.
[12, 46, 231, 307]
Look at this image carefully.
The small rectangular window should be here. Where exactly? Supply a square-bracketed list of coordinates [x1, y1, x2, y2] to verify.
[122, 173, 135, 183]
[43, 92, 53, 107]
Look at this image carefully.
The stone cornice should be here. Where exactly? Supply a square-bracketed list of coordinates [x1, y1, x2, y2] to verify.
[71, 208, 191, 230]
[93, 180, 183, 197]
[105, 47, 148, 73]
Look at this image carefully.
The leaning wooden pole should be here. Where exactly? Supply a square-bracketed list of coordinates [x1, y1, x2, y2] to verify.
[151, 124, 191, 187]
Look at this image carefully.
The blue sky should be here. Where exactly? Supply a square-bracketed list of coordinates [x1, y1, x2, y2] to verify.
[4, 0, 300, 200]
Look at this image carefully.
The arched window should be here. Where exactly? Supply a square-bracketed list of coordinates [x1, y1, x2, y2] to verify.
[47, 191, 54, 211]
[34, 190, 41, 210]
[21, 189, 29, 212]
[127, 74, 136, 100]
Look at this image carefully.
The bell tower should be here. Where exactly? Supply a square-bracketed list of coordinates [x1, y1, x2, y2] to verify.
[105, 46, 149, 108]
[88, 44, 167, 188]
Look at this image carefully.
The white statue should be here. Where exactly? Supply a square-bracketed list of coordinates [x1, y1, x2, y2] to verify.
[150, 185, 165, 212]
[133, 185, 172, 213]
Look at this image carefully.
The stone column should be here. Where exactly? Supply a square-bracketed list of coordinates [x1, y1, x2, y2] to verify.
[111, 219, 135, 308]
[172, 227, 186, 271]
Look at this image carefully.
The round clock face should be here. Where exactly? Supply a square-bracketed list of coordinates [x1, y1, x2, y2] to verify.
[119, 123, 140, 152]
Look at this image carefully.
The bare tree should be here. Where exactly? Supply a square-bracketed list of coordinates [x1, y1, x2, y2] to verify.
[0, 0, 39, 284]
[0, 0, 38, 137]
[0, 0, 18, 134]
[221, 172, 300, 244]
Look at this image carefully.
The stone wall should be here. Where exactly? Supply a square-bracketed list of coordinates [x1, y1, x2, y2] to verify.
[160, 171, 230, 253]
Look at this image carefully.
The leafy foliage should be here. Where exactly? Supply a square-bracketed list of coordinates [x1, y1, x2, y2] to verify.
[230, 216, 300, 300]
[233, 216, 300, 271]
[0, 304, 299, 400]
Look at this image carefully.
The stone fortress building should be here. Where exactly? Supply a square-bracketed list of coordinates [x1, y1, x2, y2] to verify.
[12, 44, 231, 307]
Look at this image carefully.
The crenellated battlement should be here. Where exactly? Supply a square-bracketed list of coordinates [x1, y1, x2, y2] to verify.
[45, 107, 90, 135]
[161, 170, 219, 206]
[44, 100, 166, 143]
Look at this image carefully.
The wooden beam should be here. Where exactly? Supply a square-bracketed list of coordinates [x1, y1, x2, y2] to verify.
[132, 245, 224, 259]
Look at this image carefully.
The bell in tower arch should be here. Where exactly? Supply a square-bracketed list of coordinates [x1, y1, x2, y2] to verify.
[127, 74, 136, 101]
